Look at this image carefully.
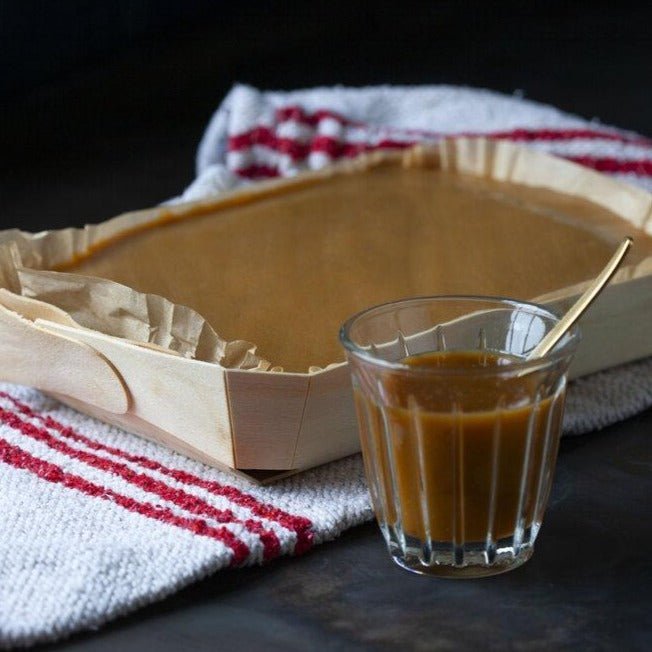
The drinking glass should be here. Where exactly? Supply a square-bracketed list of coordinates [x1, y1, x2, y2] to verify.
[340, 296, 579, 578]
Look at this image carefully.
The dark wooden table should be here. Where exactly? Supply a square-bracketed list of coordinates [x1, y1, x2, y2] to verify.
[2, 3, 651, 650]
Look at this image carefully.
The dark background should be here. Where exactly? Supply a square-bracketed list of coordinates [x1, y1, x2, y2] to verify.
[2, 1, 651, 232]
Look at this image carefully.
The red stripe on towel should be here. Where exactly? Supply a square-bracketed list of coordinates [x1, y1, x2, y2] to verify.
[488, 127, 648, 144]
[2, 392, 314, 555]
[0, 435, 250, 565]
[0, 405, 280, 561]
[274, 104, 649, 145]
[565, 155, 652, 176]
[275, 106, 366, 128]
[229, 134, 652, 180]
[234, 164, 280, 179]
[229, 128, 308, 158]
[228, 128, 411, 160]
[228, 125, 652, 176]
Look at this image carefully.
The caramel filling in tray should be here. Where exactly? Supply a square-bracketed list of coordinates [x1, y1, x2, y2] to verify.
[63, 164, 646, 371]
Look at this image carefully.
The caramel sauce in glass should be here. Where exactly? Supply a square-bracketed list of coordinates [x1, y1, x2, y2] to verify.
[354, 350, 565, 544]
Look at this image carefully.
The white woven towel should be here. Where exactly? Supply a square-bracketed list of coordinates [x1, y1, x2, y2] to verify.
[2, 84, 652, 648]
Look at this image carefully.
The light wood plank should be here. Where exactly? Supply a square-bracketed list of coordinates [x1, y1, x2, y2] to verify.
[0, 305, 129, 414]
[226, 369, 309, 470]
[35, 320, 234, 467]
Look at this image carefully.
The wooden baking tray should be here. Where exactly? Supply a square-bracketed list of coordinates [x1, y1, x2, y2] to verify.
[1, 139, 650, 482]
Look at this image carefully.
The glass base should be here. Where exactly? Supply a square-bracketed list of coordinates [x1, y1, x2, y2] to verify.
[390, 546, 533, 578]
[385, 530, 536, 578]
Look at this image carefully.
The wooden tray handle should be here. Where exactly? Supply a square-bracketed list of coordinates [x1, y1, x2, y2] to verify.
[0, 303, 130, 414]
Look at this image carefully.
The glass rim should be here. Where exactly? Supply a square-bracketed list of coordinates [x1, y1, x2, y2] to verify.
[339, 294, 581, 376]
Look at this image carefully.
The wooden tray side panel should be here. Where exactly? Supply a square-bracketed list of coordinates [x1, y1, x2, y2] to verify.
[47, 393, 266, 483]
[0, 304, 129, 414]
[293, 364, 360, 470]
[540, 274, 652, 378]
[226, 369, 309, 470]
[35, 321, 235, 467]
[442, 138, 652, 233]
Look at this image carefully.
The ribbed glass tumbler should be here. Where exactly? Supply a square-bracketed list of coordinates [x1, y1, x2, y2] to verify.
[340, 296, 579, 578]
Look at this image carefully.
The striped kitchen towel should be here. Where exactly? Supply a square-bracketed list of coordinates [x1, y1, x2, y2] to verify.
[2, 84, 652, 648]
[183, 84, 652, 199]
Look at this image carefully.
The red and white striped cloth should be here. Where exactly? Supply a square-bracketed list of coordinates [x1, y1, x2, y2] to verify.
[183, 84, 652, 200]
[2, 84, 652, 648]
